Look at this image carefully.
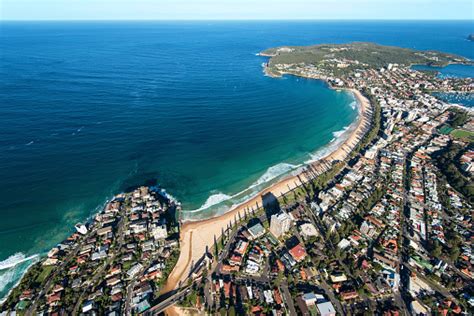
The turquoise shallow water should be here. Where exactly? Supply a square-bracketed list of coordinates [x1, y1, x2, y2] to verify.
[0, 20, 473, 298]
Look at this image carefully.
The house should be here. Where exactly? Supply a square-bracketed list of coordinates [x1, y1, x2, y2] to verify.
[289, 243, 307, 262]
[302, 292, 317, 306]
[97, 226, 113, 237]
[127, 263, 143, 278]
[234, 240, 249, 255]
[411, 300, 430, 315]
[299, 223, 319, 238]
[151, 225, 168, 240]
[330, 272, 347, 283]
[248, 223, 265, 240]
[296, 296, 310, 316]
[317, 301, 336, 316]
[340, 290, 358, 301]
[82, 300, 94, 313]
[263, 290, 274, 304]
[337, 239, 351, 250]
[135, 300, 151, 313]
[229, 254, 243, 266]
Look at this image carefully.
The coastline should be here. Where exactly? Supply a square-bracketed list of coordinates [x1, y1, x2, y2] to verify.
[162, 85, 372, 296]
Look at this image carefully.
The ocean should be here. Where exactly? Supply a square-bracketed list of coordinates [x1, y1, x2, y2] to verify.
[0, 20, 473, 299]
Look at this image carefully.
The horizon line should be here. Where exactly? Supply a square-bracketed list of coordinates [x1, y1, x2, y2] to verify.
[1, 18, 473, 22]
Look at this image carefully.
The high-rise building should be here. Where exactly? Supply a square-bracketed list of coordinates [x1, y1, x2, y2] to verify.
[270, 211, 292, 238]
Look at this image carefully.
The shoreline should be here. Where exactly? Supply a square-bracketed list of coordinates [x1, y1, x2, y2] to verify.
[180, 74, 359, 221]
[163, 85, 372, 295]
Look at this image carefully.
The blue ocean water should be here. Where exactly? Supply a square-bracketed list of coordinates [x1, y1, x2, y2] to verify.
[432, 92, 474, 107]
[0, 21, 473, 298]
[412, 63, 474, 78]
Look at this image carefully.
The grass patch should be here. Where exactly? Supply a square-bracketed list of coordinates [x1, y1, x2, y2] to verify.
[450, 129, 474, 142]
[35, 265, 54, 283]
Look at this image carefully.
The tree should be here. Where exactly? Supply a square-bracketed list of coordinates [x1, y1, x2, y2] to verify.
[449, 247, 460, 261]
[430, 240, 442, 258]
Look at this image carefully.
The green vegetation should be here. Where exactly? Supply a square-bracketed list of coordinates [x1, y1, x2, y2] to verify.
[156, 249, 180, 289]
[450, 129, 474, 142]
[432, 142, 474, 204]
[1, 262, 46, 310]
[353, 88, 382, 156]
[448, 108, 470, 129]
[35, 265, 54, 283]
[359, 184, 386, 213]
[262, 42, 470, 74]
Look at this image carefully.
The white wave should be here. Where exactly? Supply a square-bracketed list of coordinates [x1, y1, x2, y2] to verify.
[0, 253, 39, 271]
[349, 100, 357, 110]
[185, 162, 300, 215]
[25, 141, 34, 146]
[0, 269, 15, 293]
[249, 163, 299, 189]
[151, 186, 180, 205]
[332, 125, 350, 138]
[0, 253, 39, 302]
[306, 144, 337, 163]
[189, 193, 233, 213]
[306, 125, 354, 164]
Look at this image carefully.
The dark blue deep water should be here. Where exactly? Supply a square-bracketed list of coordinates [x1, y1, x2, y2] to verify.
[0, 20, 473, 297]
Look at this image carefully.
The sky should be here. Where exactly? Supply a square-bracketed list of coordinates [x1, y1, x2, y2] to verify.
[1, 0, 473, 21]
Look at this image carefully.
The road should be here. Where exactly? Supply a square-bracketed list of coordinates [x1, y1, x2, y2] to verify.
[73, 216, 127, 314]
[145, 286, 192, 315]
[26, 232, 89, 315]
[279, 281, 297, 316]
[319, 278, 345, 315]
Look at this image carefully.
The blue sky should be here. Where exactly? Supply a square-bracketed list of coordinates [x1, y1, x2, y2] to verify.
[1, 0, 473, 20]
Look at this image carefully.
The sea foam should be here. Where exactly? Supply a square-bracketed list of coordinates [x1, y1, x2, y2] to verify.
[185, 162, 300, 215]
[0, 253, 39, 301]
[0, 253, 38, 271]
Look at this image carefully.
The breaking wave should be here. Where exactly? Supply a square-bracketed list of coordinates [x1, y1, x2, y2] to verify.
[332, 125, 350, 138]
[349, 100, 357, 110]
[185, 162, 300, 215]
[0, 253, 38, 271]
[306, 123, 356, 164]
[192, 193, 233, 212]
[0, 253, 40, 302]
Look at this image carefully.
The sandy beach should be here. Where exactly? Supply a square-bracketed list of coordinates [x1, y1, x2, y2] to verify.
[162, 88, 372, 298]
